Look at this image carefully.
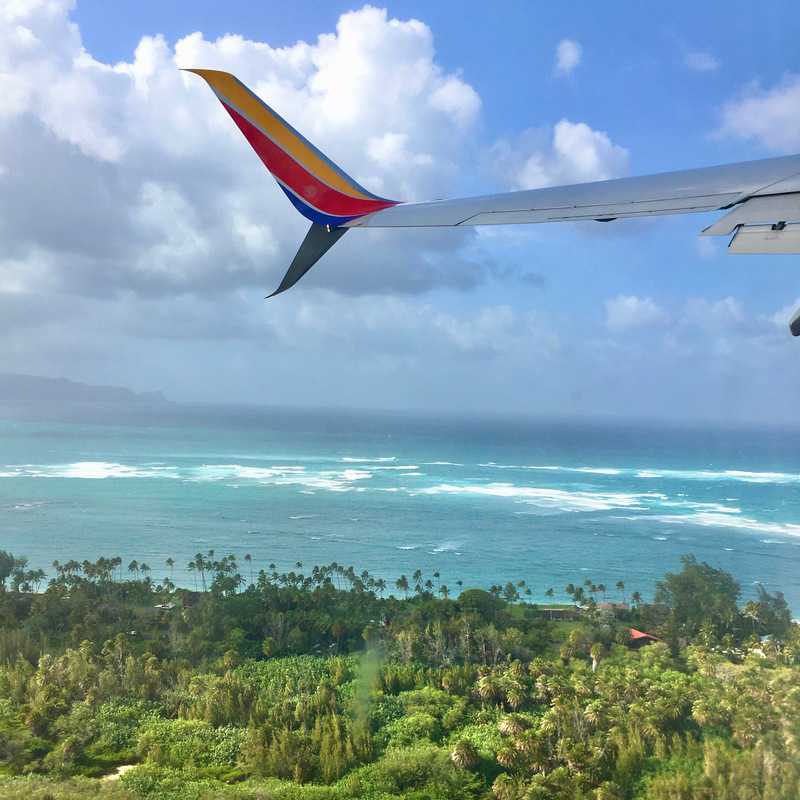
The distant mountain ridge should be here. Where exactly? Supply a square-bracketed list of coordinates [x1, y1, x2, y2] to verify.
[0, 373, 169, 418]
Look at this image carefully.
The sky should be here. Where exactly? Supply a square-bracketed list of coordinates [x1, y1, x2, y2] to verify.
[2, 0, 800, 423]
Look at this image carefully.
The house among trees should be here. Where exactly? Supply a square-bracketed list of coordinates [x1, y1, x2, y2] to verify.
[627, 627, 660, 649]
[538, 605, 581, 620]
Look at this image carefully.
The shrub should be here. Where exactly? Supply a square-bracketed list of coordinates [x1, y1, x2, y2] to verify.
[137, 719, 245, 769]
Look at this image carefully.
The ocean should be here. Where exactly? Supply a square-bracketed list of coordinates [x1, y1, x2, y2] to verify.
[1, 407, 799, 610]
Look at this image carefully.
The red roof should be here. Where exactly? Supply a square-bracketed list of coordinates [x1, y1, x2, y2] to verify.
[629, 628, 659, 641]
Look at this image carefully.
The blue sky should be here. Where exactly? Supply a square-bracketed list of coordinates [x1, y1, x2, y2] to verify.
[74, 0, 797, 163]
[2, 1, 800, 422]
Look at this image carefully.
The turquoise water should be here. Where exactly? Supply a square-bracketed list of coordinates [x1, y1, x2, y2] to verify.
[1, 408, 799, 609]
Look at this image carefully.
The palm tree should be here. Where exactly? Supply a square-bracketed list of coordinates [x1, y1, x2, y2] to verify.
[194, 552, 207, 591]
[631, 590, 642, 608]
[439, 584, 450, 600]
[244, 553, 253, 584]
[499, 715, 527, 737]
[496, 745, 519, 770]
[503, 582, 519, 604]
[30, 569, 46, 592]
[375, 578, 387, 597]
[597, 583, 607, 601]
[450, 739, 478, 770]
[545, 587, 555, 600]
[743, 600, 760, 634]
[477, 674, 502, 706]
[616, 580, 626, 603]
[187, 559, 197, 590]
[590, 642, 605, 673]
[396, 575, 409, 599]
[128, 560, 139, 579]
[166, 557, 175, 578]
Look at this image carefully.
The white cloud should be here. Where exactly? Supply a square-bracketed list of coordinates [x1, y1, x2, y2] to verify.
[683, 296, 746, 331]
[428, 75, 481, 127]
[495, 120, 629, 191]
[0, 3, 484, 298]
[3, 4, 799, 423]
[684, 51, 720, 72]
[605, 295, 667, 332]
[718, 73, 800, 151]
[554, 39, 581, 77]
[695, 236, 721, 260]
[769, 297, 800, 329]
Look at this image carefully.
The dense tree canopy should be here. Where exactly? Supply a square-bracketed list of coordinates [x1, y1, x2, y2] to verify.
[0, 550, 797, 799]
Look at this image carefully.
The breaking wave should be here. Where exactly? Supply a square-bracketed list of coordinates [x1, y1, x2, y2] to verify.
[431, 540, 463, 553]
[340, 456, 397, 463]
[647, 512, 800, 537]
[477, 462, 800, 484]
[419, 483, 656, 512]
[0, 461, 373, 493]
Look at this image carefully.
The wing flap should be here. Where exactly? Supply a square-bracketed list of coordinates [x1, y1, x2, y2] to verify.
[702, 193, 800, 236]
[729, 223, 800, 254]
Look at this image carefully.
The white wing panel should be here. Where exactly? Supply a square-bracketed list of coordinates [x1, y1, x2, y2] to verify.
[464, 194, 740, 226]
[348, 154, 800, 229]
[729, 223, 800, 254]
[701, 193, 800, 236]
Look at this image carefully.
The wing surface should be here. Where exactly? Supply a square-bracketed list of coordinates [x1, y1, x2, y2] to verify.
[347, 157, 800, 228]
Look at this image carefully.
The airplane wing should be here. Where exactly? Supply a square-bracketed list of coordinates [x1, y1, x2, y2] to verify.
[187, 69, 800, 334]
[347, 158, 800, 230]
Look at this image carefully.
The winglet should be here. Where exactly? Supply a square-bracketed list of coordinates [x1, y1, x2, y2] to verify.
[268, 223, 348, 298]
[186, 68, 398, 294]
[185, 68, 397, 227]
[790, 306, 800, 337]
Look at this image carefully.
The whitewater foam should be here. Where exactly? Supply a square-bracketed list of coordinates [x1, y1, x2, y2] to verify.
[648, 512, 800, 538]
[475, 461, 800, 485]
[16, 461, 181, 480]
[340, 456, 396, 463]
[419, 482, 654, 512]
[192, 464, 372, 492]
[431, 540, 463, 553]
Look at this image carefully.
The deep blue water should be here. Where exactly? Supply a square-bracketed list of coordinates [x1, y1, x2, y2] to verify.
[1, 408, 799, 610]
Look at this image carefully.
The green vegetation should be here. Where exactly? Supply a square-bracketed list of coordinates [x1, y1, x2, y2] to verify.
[0, 551, 798, 799]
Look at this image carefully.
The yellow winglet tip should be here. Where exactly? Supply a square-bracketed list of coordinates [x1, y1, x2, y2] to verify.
[181, 68, 232, 80]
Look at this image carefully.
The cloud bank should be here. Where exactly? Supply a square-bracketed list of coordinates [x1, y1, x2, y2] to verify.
[0, 2, 797, 423]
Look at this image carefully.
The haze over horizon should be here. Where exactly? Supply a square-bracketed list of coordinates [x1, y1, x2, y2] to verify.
[2, 1, 800, 424]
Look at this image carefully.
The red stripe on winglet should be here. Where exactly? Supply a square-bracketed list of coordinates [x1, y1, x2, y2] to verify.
[222, 103, 396, 218]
